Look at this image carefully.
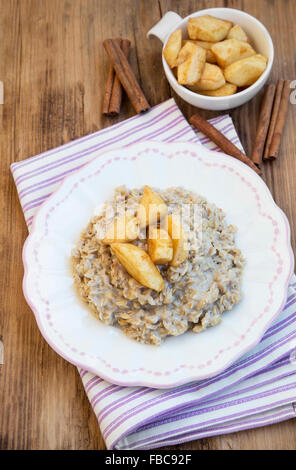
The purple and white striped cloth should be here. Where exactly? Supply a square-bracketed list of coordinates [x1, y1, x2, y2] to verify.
[11, 98, 296, 449]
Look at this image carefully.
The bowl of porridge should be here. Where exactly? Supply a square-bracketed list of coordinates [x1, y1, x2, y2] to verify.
[22, 141, 293, 388]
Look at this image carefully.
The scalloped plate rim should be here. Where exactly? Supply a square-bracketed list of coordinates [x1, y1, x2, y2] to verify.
[22, 140, 294, 388]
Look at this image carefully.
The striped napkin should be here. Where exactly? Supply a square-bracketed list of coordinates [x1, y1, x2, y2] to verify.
[11, 98, 296, 449]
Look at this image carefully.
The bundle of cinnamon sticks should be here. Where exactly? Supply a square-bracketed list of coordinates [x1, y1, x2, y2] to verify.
[251, 80, 291, 165]
[102, 38, 150, 117]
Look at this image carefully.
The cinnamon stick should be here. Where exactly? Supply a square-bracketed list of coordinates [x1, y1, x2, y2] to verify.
[103, 38, 150, 114]
[189, 114, 262, 176]
[102, 38, 121, 116]
[267, 80, 291, 160]
[108, 39, 131, 116]
[251, 83, 276, 165]
[102, 39, 131, 116]
[263, 80, 285, 160]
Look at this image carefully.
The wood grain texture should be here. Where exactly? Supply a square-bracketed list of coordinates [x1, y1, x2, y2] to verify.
[0, 0, 295, 450]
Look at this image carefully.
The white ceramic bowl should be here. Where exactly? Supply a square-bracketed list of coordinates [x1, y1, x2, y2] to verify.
[147, 8, 274, 111]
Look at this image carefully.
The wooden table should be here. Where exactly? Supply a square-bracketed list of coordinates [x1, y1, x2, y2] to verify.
[1, 0, 295, 450]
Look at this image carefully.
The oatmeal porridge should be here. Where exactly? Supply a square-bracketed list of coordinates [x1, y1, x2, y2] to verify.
[71, 186, 245, 345]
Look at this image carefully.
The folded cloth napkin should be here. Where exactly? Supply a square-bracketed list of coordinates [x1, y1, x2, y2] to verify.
[11, 98, 296, 450]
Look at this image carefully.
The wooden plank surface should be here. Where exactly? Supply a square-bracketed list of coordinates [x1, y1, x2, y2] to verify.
[0, 0, 295, 450]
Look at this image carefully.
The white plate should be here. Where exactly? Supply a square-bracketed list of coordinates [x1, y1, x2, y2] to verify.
[23, 141, 294, 388]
